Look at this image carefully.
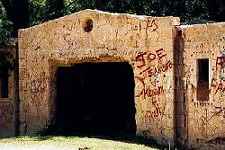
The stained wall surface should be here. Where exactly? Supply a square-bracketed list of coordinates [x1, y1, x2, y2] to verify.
[18, 9, 179, 144]
[181, 23, 225, 149]
[0, 44, 18, 137]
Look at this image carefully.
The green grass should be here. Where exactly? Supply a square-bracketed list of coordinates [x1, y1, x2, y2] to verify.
[0, 136, 160, 150]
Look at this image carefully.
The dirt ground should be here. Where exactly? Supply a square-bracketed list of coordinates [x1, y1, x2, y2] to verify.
[0, 136, 160, 150]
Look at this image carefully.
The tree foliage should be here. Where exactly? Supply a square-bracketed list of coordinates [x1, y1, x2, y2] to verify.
[62, 0, 211, 24]
[0, 1, 12, 45]
[0, 1, 15, 72]
[0, 0, 224, 71]
[27, 0, 224, 25]
[29, 0, 46, 25]
[0, 0, 225, 43]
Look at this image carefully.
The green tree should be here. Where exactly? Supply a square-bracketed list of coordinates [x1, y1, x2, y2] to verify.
[1, 0, 225, 36]
[1, 0, 29, 35]
[29, 0, 65, 25]
[208, 0, 225, 21]
[62, 0, 212, 23]
[64, 0, 96, 15]
[44, 0, 65, 20]
[0, 1, 12, 45]
[29, 0, 46, 25]
[0, 1, 15, 73]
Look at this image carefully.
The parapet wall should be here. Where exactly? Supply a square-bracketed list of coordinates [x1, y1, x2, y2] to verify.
[18, 9, 178, 145]
[181, 22, 225, 149]
[15, 9, 225, 148]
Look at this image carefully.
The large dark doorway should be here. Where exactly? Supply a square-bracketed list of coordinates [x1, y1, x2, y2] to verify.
[52, 62, 136, 136]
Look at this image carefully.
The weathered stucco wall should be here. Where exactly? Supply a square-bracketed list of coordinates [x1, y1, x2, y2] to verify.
[0, 43, 18, 137]
[18, 9, 178, 144]
[181, 22, 225, 149]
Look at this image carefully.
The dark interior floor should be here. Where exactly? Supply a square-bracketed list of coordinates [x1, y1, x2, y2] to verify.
[50, 62, 136, 136]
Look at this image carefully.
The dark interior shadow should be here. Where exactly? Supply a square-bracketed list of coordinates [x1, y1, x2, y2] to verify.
[53, 62, 136, 135]
[36, 62, 164, 147]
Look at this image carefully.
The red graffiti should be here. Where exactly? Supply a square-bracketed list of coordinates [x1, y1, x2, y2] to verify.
[211, 78, 225, 94]
[126, 18, 158, 32]
[135, 48, 168, 69]
[135, 76, 164, 98]
[145, 19, 159, 32]
[216, 56, 225, 71]
[213, 106, 225, 118]
[135, 52, 147, 68]
[144, 105, 162, 123]
[135, 48, 172, 79]
[215, 81, 225, 94]
[155, 48, 166, 61]
[139, 60, 172, 77]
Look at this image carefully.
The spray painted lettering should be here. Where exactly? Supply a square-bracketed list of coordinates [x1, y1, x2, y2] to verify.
[144, 101, 163, 123]
[216, 56, 225, 71]
[135, 76, 164, 98]
[135, 48, 172, 77]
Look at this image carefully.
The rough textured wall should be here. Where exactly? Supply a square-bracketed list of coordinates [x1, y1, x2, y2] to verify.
[18, 9, 179, 144]
[0, 43, 17, 137]
[181, 22, 225, 149]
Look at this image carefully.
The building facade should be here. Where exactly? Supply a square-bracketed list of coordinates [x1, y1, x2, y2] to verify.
[0, 9, 225, 149]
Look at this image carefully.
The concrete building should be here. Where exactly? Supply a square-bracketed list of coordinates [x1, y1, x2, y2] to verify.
[0, 9, 225, 149]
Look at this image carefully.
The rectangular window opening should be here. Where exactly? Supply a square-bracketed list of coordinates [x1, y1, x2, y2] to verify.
[197, 59, 209, 101]
[0, 72, 9, 98]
